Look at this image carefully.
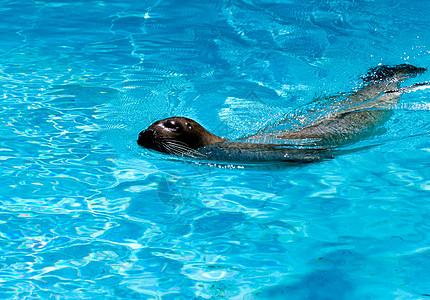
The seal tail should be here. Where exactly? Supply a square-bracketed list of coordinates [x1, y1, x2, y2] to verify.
[362, 64, 427, 82]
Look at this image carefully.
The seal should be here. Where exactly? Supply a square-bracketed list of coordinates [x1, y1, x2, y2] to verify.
[137, 64, 428, 162]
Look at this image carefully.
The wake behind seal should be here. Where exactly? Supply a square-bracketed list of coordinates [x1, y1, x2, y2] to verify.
[137, 64, 428, 163]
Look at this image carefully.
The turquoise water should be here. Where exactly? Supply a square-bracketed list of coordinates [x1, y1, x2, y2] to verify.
[1, 0, 430, 298]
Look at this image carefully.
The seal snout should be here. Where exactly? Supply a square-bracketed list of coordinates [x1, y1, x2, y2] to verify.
[137, 128, 157, 147]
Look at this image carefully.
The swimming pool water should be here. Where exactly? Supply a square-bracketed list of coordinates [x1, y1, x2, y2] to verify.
[1, 0, 430, 299]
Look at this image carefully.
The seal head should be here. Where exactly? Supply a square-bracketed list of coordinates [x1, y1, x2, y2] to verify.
[137, 117, 226, 155]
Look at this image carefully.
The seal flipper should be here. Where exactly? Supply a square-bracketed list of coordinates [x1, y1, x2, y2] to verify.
[362, 64, 427, 83]
[196, 142, 333, 163]
[385, 81, 430, 94]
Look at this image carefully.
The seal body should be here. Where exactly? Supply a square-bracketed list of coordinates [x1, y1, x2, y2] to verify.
[137, 64, 427, 162]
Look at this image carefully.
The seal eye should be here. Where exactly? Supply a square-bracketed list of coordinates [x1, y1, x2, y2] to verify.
[185, 122, 192, 130]
[163, 120, 180, 131]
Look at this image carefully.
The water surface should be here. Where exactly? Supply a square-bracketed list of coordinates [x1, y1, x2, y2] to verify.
[1, 0, 430, 299]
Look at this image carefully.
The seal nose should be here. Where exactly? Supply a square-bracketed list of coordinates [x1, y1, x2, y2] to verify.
[137, 128, 156, 146]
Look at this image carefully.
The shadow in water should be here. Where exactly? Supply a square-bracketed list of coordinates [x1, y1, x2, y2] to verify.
[257, 268, 354, 300]
[256, 250, 356, 299]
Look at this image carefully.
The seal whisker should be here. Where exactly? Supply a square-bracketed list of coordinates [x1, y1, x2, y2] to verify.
[165, 144, 193, 154]
[160, 142, 180, 155]
[164, 144, 182, 154]
[163, 142, 194, 154]
[163, 138, 191, 146]
[162, 139, 207, 158]
[160, 140, 189, 154]
[163, 139, 194, 151]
